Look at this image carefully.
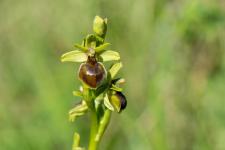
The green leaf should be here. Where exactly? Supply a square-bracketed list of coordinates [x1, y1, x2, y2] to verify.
[109, 62, 123, 78]
[61, 50, 87, 62]
[74, 44, 88, 52]
[94, 43, 111, 53]
[103, 94, 114, 111]
[99, 50, 120, 62]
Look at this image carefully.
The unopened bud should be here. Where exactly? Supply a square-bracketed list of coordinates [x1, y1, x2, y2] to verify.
[93, 16, 107, 37]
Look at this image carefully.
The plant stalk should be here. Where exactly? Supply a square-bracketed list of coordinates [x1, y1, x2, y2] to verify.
[88, 110, 99, 150]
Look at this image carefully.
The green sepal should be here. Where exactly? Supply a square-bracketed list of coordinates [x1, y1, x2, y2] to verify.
[99, 50, 120, 62]
[103, 94, 114, 111]
[109, 62, 123, 78]
[110, 94, 122, 113]
[74, 44, 88, 52]
[61, 50, 87, 62]
[69, 112, 85, 122]
[72, 91, 83, 97]
[110, 84, 123, 92]
[69, 101, 88, 122]
[95, 43, 111, 53]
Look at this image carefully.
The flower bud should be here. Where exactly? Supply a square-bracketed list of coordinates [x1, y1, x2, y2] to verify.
[93, 16, 107, 37]
[78, 56, 106, 88]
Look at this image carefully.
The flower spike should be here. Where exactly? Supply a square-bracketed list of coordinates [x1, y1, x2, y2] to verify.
[61, 16, 127, 150]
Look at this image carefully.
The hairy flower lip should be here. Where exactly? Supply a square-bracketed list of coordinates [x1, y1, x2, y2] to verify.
[78, 56, 106, 89]
[118, 92, 127, 111]
[104, 91, 127, 113]
[114, 91, 127, 112]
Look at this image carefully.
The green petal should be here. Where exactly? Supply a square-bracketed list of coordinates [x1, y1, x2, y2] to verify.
[61, 50, 87, 62]
[103, 94, 114, 111]
[94, 43, 111, 53]
[110, 84, 123, 92]
[99, 50, 120, 62]
[112, 78, 125, 85]
[74, 44, 88, 52]
[109, 62, 123, 78]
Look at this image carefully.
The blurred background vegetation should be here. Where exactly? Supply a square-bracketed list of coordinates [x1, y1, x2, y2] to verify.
[0, 0, 225, 150]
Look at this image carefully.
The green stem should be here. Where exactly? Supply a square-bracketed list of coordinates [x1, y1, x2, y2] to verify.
[95, 109, 111, 142]
[88, 111, 99, 150]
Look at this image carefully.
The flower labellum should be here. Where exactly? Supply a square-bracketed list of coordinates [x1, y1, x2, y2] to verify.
[78, 56, 106, 88]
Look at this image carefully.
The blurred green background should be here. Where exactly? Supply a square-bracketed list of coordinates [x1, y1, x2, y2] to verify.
[0, 0, 225, 150]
